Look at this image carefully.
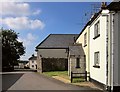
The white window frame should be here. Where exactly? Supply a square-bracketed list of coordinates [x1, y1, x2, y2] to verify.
[84, 32, 87, 46]
[94, 51, 100, 66]
[32, 61, 34, 63]
[94, 20, 100, 38]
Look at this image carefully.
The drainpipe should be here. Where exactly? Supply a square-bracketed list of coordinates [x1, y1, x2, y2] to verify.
[106, 14, 109, 91]
[105, 10, 115, 91]
[67, 47, 70, 76]
[88, 26, 90, 79]
[108, 11, 115, 92]
[111, 12, 115, 91]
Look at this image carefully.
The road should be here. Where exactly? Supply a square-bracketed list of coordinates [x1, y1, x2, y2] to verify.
[2, 71, 103, 92]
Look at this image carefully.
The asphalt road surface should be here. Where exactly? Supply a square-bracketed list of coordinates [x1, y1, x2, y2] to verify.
[2, 71, 103, 92]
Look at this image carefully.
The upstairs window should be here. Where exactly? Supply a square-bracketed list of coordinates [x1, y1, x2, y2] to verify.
[94, 21, 100, 39]
[32, 61, 34, 63]
[84, 33, 87, 47]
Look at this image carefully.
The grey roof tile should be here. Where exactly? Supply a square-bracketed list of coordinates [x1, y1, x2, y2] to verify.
[69, 44, 85, 56]
[36, 34, 79, 49]
[29, 56, 37, 60]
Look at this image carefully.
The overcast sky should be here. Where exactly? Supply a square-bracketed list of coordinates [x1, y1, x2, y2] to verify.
[1, 2, 105, 60]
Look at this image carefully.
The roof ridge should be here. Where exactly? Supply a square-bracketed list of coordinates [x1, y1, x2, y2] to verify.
[50, 34, 79, 35]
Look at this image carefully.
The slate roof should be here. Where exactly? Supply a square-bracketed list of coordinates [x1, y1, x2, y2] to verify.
[69, 44, 85, 56]
[19, 60, 29, 64]
[107, 2, 120, 11]
[36, 34, 79, 49]
[29, 56, 37, 60]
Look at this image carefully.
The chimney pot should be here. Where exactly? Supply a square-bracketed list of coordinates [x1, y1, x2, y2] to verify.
[101, 2, 107, 9]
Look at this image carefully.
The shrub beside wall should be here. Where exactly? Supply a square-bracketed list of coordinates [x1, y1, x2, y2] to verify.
[42, 58, 68, 72]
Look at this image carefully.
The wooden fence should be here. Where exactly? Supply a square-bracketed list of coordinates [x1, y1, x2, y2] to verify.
[71, 71, 90, 83]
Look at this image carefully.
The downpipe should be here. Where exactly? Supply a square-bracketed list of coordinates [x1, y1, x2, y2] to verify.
[106, 14, 109, 91]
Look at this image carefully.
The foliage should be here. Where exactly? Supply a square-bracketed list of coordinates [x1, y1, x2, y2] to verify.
[1, 29, 25, 70]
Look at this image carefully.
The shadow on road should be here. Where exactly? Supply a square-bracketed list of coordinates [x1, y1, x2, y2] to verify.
[14, 69, 37, 72]
[2, 90, 104, 92]
[2, 73, 24, 91]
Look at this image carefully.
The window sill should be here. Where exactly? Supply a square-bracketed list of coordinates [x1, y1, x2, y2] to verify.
[84, 44, 87, 47]
[93, 34, 100, 40]
[93, 65, 100, 68]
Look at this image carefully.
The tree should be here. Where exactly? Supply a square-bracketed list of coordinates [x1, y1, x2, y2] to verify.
[1, 29, 25, 71]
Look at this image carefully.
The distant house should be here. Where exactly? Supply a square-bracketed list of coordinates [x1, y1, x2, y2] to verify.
[28, 55, 37, 70]
[24, 62, 29, 68]
[17, 60, 28, 69]
[35, 34, 85, 74]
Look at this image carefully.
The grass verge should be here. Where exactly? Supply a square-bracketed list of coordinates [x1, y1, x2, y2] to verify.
[43, 71, 69, 80]
[42, 71, 85, 83]
[72, 77, 85, 83]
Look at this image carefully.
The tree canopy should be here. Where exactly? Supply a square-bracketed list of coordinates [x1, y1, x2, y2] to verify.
[1, 29, 25, 69]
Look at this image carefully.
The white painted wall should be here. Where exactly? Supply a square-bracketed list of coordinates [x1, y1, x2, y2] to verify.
[18, 63, 24, 68]
[76, 26, 90, 73]
[89, 14, 107, 85]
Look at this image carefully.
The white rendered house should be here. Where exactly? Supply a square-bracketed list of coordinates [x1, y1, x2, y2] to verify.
[28, 55, 37, 70]
[76, 2, 120, 91]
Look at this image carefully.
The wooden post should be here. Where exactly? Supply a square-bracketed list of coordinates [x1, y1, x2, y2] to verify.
[85, 71, 87, 81]
[71, 71, 73, 83]
[88, 72, 91, 81]
[88, 72, 90, 81]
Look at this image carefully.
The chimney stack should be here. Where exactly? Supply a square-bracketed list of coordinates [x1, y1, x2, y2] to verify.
[73, 36, 76, 43]
[101, 2, 107, 9]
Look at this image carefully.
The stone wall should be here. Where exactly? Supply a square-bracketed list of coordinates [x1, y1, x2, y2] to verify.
[69, 56, 86, 76]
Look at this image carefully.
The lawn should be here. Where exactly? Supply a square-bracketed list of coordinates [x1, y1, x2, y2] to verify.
[43, 71, 69, 80]
[42, 71, 85, 83]
[72, 77, 85, 83]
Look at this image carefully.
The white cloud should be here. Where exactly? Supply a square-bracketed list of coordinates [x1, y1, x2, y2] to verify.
[33, 10, 41, 15]
[18, 33, 37, 46]
[0, 2, 41, 16]
[0, 2, 44, 30]
[0, 2, 30, 16]
[27, 33, 36, 41]
[1, 17, 45, 30]
[18, 33, 38, 60]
